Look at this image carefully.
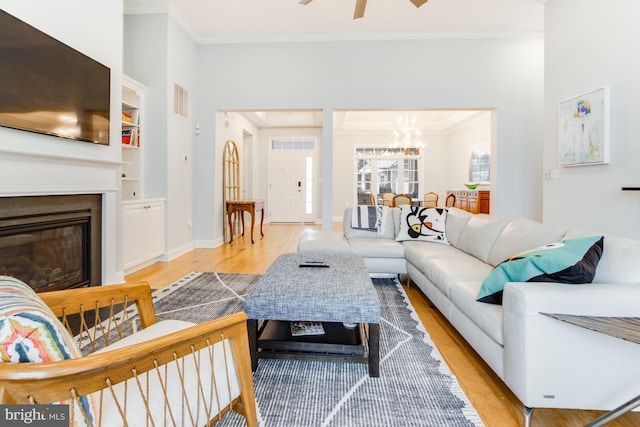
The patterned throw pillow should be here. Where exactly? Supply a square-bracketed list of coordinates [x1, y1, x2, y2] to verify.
[476, 235, 604, 305]
[0, 276, 78, 363]
[0, 276, 95, 425]
[395, 205, 449, 244]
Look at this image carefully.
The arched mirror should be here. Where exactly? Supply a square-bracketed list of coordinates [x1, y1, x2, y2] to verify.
[223, 140, 240, 242]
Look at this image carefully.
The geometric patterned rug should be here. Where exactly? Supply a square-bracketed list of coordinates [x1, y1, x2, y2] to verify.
[152, 272, 485, 427]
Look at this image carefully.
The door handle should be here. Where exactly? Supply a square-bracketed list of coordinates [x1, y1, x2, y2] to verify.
[298, 181, 301, 187]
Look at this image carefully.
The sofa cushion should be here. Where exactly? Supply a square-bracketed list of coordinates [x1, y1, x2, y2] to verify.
[344, 207, 395, 239]
[455, 214, 510, 263]
[487, 218, 569, 267]
[444, 208, 473, 246]
[448, 280, 504, 345]
[395, 205, 449, 244]
[418, 255, 494, 299]
[563, 229, 640, 284]
[297, 230, 351, 253]
[403, 240, 464, 269]
[348, 237, 406, 258]
[477, 235, 604, 305]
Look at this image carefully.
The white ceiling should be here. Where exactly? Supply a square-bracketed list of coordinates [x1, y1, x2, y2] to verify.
[124, 0, 545, 44]
[124, 0, 543, 130]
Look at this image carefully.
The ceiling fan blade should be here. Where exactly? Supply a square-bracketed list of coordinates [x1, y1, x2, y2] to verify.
[299, 0, 313, 5]
[353, 0, 367, 19]
[410, 0, 428, 7]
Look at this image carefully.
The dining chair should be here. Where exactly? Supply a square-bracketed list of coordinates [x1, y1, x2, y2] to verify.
[422, 192, 439, 208]
[446, 193, 456, 207]
[369, 193, 376, 205]
[381, 192, 395, 207]
[392, 193, 413, 207]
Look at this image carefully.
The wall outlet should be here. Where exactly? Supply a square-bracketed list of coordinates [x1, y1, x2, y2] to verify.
[545, 168, 561, 179]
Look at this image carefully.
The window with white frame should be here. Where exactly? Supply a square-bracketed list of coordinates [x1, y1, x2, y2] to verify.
[355, 147, 421, 204]
[469, 150, 490, 183]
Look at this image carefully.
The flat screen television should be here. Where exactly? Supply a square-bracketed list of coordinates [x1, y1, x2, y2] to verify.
[0, 10, 111, 145]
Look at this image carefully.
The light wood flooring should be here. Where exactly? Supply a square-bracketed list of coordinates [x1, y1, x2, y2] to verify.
[125, 223, 640, 427]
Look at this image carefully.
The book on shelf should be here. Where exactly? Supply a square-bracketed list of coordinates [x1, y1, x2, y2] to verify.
[122, 111, 133, 123]
[122, 129, 132, 145]
[290, 321, 325, 336]
[122, 129, 139, 147]
[130, 128, 139, 147]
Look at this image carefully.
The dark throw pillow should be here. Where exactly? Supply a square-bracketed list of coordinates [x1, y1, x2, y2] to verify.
[476, 235, 604, 305]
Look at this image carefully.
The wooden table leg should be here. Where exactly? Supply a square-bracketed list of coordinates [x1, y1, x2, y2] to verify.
[248, 319, 258, 371]
[259, 208, 264, 237]
[227, 210, 234, 243]
[368, 323, 380, 377]
[249, 208, 255, 243]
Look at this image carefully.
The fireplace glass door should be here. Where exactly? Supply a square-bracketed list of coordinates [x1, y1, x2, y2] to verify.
[0, 216, 90, 292]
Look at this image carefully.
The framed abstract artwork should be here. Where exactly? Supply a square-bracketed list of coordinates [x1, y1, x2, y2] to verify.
[558, 87, 610, 166]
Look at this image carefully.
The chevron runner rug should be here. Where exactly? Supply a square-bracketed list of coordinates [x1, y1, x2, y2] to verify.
[151, 272, 484, 427]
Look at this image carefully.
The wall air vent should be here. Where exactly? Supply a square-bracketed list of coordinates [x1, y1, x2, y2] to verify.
[173, 83, 189, 118]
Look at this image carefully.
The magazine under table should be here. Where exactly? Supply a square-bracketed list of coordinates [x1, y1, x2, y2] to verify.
[248, 320, 379, 374]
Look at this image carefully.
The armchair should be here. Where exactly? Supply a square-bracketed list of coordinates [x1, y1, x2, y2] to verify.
[0, 277, 257, 427]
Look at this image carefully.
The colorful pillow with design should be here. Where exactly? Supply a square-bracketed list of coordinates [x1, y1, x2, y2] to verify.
[0, 276, 95, 426]
[476, 235, 604, 305]
[395, 205, 449, 244]
[0, 276, 80, 363]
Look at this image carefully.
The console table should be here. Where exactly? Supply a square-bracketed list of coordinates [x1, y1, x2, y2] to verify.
[226, 199, 264, 244]
[542, 313, 640, 426]
[446, 189, 490, 214]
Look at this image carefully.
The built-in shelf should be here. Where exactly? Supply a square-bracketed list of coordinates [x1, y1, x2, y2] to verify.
[122, 76, 145, 200]
[621, 187, 640, 191]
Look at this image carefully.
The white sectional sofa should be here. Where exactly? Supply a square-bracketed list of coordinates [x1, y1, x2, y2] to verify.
[297, 207, 640, 426]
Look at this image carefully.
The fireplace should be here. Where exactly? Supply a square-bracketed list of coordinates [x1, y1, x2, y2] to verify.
[0, 195, 102, 292]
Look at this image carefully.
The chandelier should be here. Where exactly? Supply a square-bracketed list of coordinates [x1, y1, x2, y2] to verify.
[389, 113, 424, 155]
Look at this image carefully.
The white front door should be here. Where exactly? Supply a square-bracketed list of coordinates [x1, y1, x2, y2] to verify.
[269, 139, 315, 223]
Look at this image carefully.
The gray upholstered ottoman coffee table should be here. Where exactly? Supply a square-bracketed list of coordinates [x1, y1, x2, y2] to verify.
[244, 252, 381, 376]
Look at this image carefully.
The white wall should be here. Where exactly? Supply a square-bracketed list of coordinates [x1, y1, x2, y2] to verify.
[543, 0, 640, 238]
[124, 14, 168, 199]
[194, 38, 544, 242]
[124, 13, 198, 260]
[0, 2, 123, 284]
[165, 17, 197, 259]
[448, 112, 492, 189]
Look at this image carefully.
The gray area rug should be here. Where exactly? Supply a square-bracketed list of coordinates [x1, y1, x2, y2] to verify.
[150, 272, 484, 427]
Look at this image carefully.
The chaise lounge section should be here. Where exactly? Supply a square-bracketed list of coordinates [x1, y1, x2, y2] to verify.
[298, 206, 640, 426]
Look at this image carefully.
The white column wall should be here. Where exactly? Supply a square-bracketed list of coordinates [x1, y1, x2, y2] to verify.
[193, 38, 544, 242]
[0, 2, 123, 284]
[544, 0, 640, 238]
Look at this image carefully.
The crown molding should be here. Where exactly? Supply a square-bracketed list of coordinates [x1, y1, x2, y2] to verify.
[196, 31, 543, 45]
